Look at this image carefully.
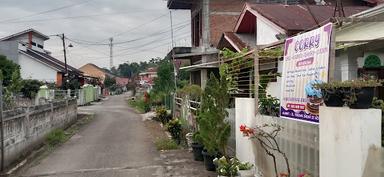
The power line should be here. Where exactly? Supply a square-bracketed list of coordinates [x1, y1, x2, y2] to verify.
[113, 34, 190, 59]
[113, 23, 190, 53]
[0, 0, 94, 23]
[64, 20, 190, 46]
[94, 13, 169, 43]
[1, 10, 165, 24]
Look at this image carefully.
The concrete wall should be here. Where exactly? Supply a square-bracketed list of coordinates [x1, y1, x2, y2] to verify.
[320, 107, 381, 177]
[19, 52, 57, 82]
[0, 41, 20, 64]
[236, 98, 319, 177]
[1, 99, 77, 168]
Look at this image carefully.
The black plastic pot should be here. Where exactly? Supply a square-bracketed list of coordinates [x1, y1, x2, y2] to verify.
[202, 149, 216, 171]
[348, 87, 374, 109]
[322, 89, 344, 107]
[191, 143, 204, 161]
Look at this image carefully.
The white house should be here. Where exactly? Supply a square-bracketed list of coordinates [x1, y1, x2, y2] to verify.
[217, 3, 368, 98]
[0, 29, 83, 86]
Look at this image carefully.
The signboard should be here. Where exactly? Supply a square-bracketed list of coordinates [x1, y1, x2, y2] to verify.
[280, 23, 333, 124]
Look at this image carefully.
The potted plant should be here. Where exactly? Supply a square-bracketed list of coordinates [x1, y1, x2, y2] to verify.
[238, 162, 254, 177]
[198, 73, 231, 171]
[342, 79, 381, 109]
[315, 81, 345, 107]
[191, 131, 204, 161]
[166, 118, 182, 144]
[213, 156, 239, 177]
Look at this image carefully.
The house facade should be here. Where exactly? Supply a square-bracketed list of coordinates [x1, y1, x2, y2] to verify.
[139, 67, 157, 87]
[217, 3, 368, 98]
[167, 0, 249, 89]
[166, 0, 369, 89]
[0, 29, 83, 86]
[79, 63, 114, 83]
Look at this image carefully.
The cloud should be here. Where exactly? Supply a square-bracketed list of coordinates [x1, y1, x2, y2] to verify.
[0, 0, 191, 68]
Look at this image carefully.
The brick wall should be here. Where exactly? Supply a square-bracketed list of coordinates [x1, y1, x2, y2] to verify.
[209, 0, 243, 47]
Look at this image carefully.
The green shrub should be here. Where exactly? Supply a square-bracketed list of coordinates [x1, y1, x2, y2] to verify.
[259, 95, 280, 117]
[198, 73, 231, 156]
[166, 118, 182, 144]
[155, 107, 171, 124]
[46, 129, 67, 147]
[128, 97, 151, 113]
[155, 138, 179, 150]
[21, 79, 43, 98]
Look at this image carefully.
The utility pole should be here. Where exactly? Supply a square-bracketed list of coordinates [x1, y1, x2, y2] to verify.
[60, 33, 68, 75]
[109, 37, 113, 69]
[0, 80, 4, 171]
[170, 10, 178, 116]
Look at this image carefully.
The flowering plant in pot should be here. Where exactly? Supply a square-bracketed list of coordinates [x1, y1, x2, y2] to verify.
[166, 118, 182, 144]
[342, 79, 382, 109]
[238, 162, 254, 177]
[213, 156, 240, 177]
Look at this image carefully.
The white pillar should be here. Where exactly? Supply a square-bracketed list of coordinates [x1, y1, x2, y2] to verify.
[235, 98, 256, 164]
[320, 106, 381, 177]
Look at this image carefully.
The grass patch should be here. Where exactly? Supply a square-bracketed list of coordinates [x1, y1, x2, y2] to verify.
[155, 138, 179, 150]
[45, 114, 94, 149]
[46, 129, 68, 148]
[128, 98, 149, 113]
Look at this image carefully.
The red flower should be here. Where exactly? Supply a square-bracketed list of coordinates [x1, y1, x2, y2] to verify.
[239, 124, 254, 137]
[240, 125, 246, 132]
[298, 173, 310, 177]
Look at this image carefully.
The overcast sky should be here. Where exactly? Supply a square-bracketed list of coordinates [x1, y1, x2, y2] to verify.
[0, 0, 191, 69]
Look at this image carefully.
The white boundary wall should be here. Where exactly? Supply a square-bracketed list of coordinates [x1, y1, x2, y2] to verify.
[236, 98, 382, 177]
[320, 107, 381, 177]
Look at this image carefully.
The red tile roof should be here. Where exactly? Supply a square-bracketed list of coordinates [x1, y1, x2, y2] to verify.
[247, 4, 369, 31]
[115, 77, 130, 86]
[224, 32, 248, 50]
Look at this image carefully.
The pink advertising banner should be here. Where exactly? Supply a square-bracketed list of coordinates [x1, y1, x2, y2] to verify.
[280, 23, 333, 124]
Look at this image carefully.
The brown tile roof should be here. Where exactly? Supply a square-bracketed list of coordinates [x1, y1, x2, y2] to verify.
[248, 4, 369, 31]
[223, 32, 248, 50]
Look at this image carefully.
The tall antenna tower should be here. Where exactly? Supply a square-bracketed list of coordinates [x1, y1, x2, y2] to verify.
[333, 0, 345, 17]
[109, 37, 113, 69]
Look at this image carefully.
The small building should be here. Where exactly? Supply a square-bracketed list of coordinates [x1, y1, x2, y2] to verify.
[216, 3, 368, 98]
[79, 63, 114, 83]
[0, 28, 83, 86]
[139, 67, 157, 87]
[218, 3, 368, 51]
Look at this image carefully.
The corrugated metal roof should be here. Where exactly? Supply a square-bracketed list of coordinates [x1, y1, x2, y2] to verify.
[21, 48, 83, 75]
[249, 4, 369, 31]
[0, 28, 49, 41]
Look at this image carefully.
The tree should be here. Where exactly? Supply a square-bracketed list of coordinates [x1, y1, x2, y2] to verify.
[0, 55, 20, 87]
[152, 60, 175, 94]
[110, 66, 118, 75]
[104, 76, 116, 88]
[197, 72, 231, 156]
[21, 79, 43, 98]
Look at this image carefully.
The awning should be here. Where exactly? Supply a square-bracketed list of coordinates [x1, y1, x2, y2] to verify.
[166, 47, 219, 60]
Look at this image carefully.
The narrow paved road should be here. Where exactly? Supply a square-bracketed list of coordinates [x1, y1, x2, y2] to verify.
[19, 94, 165, 177]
